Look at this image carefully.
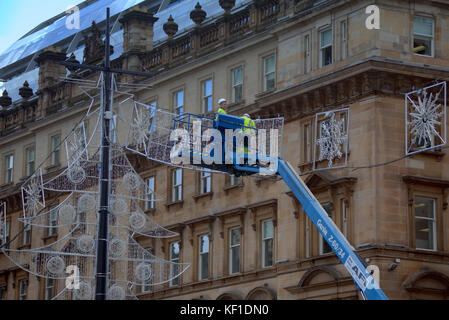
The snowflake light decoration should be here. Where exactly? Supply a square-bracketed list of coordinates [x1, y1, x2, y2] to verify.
[66, 122, 89, 166]
[313, 108, 349, 170]
[21, 169, 45, 218]
[129, 102, 152, 151]
[4, 74, 190, 300]
[406, 81, 447, 155]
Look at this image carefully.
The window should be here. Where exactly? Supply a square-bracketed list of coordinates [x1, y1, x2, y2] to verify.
[305, 216, 310, 258]
[172, 169, 182, 202]
[261, 219, 274, 268]
[145, 177, 155, 210]
[75, 122, 87, 149]
[263, 55, 275, 91]
[198, 234, 209, 280]
[3, 220, 10, 248]
[229, 227, 241, 274]
[19, 279, 28, 300]
[45, 278, 54, 300]
[319, 203, 333, 254]
[48, 207, 58, 236]
[0, 285, 6, 300]
[173, 90, 184, 115]
[25, 147, 35, 176]
[341, 20, 347, 59]
[414, 196, 436, 250]
[342, 199, 348, 238]
[50, 135, 60, 166]
[5, 154, 13, 183]
[23, 221, 31, 246]
[230, 174, 242, 186]
[304, 123, 312, 163]
[169, 242, 180, 286]
[416, 132, 435, 149]
[305, 34, 311, 73]
[202, 79, 213, 113]
[148, 101, 157, 133]
[77, 211, 87, 234]
[200, 171, 211, 194]
[414, 16, 434, 56]
[142, 248, 153, 293]
[320, 28, 333, 67]
[232, 67, 243, 103]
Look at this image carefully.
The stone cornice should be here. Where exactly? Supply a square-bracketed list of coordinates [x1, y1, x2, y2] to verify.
[247, 198, 278, 212]
[402, 175, 449, 189]
[183, 215, 216, 227]
[245, 58, 449, 122]
[213, 207, 247, 219]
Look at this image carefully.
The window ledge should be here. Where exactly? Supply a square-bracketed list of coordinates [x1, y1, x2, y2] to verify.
[223, 183, 244, 192]
[192, 192, 213, 202]
[45, 164, 61, 173]
[227, 99, 246, 110]
[0, 182, 14, 189]
[42, 234, 58, 242]
[18, 244, 31, 250]
[413, 53, 434, 58]
[298, 151, 351, 171]
[254, 175, 281, 186]
[191, 279, 213, 286]
[165, 200, 184, 209]
[413, 149, 445, 161]
[255, 88, 276, 99]
[144, 208, 156, 215]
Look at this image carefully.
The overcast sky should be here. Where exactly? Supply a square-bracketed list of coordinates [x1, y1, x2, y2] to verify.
[0, 0, 81, 55]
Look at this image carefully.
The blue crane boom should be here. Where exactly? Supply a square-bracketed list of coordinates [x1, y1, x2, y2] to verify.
[173, 112, 388, 300]
[277, 159, 388, 300]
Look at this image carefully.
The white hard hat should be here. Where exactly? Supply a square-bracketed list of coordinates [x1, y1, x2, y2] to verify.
[243, 113, 250, 118]
[218, 98, 227, 104]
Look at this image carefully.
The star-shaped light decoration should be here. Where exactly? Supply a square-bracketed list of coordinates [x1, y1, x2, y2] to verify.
[21, 169, 45, 218]
[129, 102, 152, 151]
[313, 108, 349, 170]
[5, 73, 188, 300]
[406, 81, 447, 155]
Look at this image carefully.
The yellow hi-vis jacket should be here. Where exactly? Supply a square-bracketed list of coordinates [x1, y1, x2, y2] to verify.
[215, 107, 227, 120]
[237, 116, 257, 155]
[242, 116, 256, 134]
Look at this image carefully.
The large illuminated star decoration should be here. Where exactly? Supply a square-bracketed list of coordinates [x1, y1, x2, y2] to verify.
[21, 169, 45, 218]
[408, 86, 445, 151]
[129, 103, 152, 150]
[316, 112, 347, 168]
[2, 73, 189, 300]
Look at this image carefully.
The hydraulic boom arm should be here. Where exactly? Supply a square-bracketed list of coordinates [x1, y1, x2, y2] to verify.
[277, 159, 388, 300]
[174, 112, 388, 300]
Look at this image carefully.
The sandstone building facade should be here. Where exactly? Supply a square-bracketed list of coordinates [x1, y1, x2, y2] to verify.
[0, 0, 448, 300]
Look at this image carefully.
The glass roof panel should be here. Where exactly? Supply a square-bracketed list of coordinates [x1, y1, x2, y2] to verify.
[153, 0, 251, 43]
[0, 0, 145, 70]
[0, 67, 39, 103]
[0, 0, 252, 102]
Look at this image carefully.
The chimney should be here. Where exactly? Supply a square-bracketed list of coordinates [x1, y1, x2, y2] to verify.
[34, 46, 67, 118]
[35, 46, 67, 89]
[120, 5, 159, 72]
